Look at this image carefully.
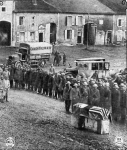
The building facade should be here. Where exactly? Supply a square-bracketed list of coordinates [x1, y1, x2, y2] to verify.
[0, 0, 126, 46]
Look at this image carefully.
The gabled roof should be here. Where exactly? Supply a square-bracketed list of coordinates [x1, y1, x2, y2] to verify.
[14, 0, 114, 14]
[98, 0, 126, 14]
[14, 0, 61, 13]
[45, 0, 114, 14]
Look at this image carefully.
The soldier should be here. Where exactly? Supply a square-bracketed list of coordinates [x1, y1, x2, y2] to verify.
[14, 67, 19, 89]
[34, 68, 40, 93]
[119, 83, 127, 123]
[0, 65, 3, 78]
[3, 66, 10, 80]
[111, 84, 120, 122]
[53, 73, 59, 99]
[38, 69, 44, 94]
[63, 81, 71, 113]
[0, 75, 5, 103]
[48, 72, 54, 97]
[79, 82, 89, 104]
[43, 72, 49, 96]
[49, 64, 55, 74]
[91, 71, 99, 82]
[102, 82, 111, 111]
[63, 53, 66, 66]
[58, 73, 66, 100]
[3, 75, 10, 102]
[18, 66, 24, 90]
[88, 84, 100, 106]
[9, 64, 15, 88]
[70, 83, 80, 112]
[97, 81, 105, 107]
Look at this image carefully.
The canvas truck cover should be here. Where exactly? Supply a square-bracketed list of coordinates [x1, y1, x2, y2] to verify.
[26, 42, 52, 55]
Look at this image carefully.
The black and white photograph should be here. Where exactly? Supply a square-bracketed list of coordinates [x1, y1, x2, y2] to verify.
[0, 0, 127, 149]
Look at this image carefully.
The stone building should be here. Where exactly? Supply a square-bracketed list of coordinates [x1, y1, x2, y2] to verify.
[0, 0, 126, 46]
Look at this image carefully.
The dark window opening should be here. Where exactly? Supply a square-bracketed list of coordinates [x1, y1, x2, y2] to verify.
[19, 17, 24, 25]
[67, 30, 72, 39]
[2, 7, 6, 12]
[92, 63, 98, 70]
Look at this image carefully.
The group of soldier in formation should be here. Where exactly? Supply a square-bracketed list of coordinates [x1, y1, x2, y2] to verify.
[0, 61, 127, 123]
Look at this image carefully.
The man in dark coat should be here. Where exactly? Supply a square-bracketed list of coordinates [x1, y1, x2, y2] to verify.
[111, 84, 120, 122]
[119, 83, 127, 122]
[63, 81, 71, 113]
[48, 73, 54, 97]
[9, 64, 15, 88]
[43, 72, 49, 96]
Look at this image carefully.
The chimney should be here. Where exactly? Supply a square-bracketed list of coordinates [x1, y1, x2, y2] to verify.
[32, 0, 37, 5]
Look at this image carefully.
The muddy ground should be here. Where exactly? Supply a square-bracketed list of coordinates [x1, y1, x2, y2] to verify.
[0, 89, 126, 150]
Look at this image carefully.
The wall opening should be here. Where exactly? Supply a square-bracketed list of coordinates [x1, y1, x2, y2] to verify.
[0, 21, 11, 46]
[50, 23, 56, 44]
[39, 33, 44, 42]
[83, 23, 96, 45]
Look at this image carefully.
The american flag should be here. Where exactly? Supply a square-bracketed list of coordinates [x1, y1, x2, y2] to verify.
[89, 106, 110, 120]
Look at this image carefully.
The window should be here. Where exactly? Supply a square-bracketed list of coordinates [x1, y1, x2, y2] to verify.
[67, 30, 72, 39]
[65, 29, 74, 40]
[99, 20, 103, 25]
[2, 7, 6, 12]
[19, 16, 24, 25]
[99, 63, 104, 70]
[67, 16, 72, 26]
[20, 32, 25, 42]
[78, 16, 82, 26]
[117, 19, 124, 27]
[117, 30, 123, 41]
[92, 63, 98, 70]
[30, 32, 35, 41]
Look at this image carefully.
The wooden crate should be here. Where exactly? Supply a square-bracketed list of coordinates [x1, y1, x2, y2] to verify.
[71, 115, 110, 134]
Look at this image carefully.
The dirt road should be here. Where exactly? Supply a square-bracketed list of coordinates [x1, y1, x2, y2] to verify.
[0, 89, 126, 150]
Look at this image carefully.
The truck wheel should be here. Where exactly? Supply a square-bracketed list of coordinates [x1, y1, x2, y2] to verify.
[78, 116, 85, 130]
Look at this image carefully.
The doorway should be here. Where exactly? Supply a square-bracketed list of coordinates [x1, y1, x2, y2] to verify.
[83, 23, 96, 45]
[0, 21, 11, 46]
[77, 31, 82, 44]
[39, 33, 44, 42]
[107, 31, 112, 44]
[50, 23, 56, 43]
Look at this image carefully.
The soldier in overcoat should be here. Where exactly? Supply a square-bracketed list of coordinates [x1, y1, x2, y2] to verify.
[79, 82, 89, 104]
[53, 73, 59, 99]
[111, 84, 120, 121]
[102, 83, 111, 110]
[9, 64, 15, 88]
[63, 81, 71, 113]
[119, 83, 127, 122]
[70, 83, 80, 112]
[48, 73, 54, 97]
[43, 72, 49, 96]
[88, 84, 100, 106]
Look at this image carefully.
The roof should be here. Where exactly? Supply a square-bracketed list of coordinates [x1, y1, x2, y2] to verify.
[75, 57, 105, 61]
[14, 0, 114, 14]
[14, 0, 61, 13]
[45, 0, 114, 14]
[26, 42, 52, 47]
[98, 0, 126, 14]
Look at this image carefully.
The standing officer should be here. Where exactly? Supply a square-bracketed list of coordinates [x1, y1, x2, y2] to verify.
[111, 84, 120, 122]
[48, 72, 54, 97]
[63, 81, 71, 113]
[70, 83, 80, 112]
[102, 83, 111, 111]
[79, 82, 89, 104]
[88, 84, 100, 106]
[119, 83, 127, 123]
